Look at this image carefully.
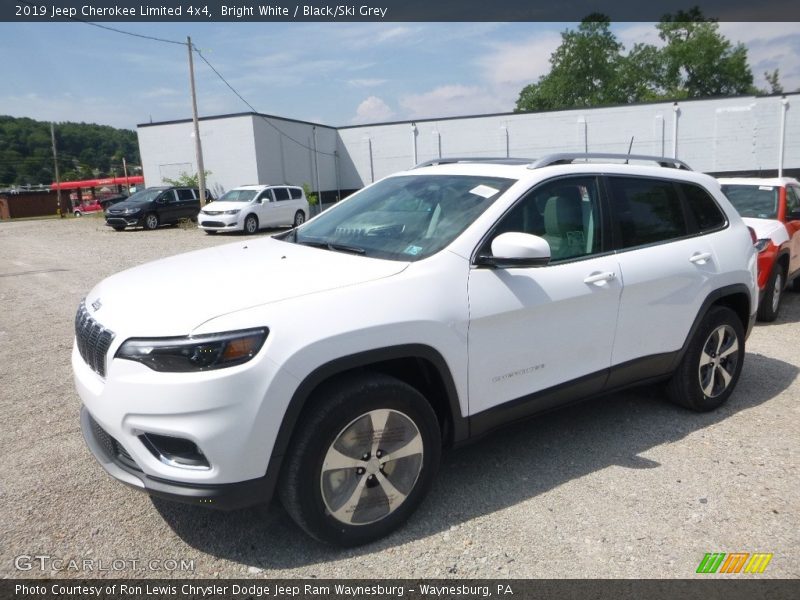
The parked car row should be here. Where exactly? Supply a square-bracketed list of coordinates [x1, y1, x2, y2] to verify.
[103, 184, 310, 235]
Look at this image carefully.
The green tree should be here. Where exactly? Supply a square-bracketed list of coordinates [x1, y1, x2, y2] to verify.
[162, 170, 212, 188]
[516, 15, 627, 112]
[657, 8, 755, 98]
[764, 69, 783, 94]
[515, 9, 757, 112]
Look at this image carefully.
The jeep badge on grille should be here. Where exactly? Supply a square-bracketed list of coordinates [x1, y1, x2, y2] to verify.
[91, 298, 102, 312]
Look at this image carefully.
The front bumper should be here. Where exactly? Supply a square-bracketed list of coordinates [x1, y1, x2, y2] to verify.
[106, 215, 143, 228]
[81, 406, 277, 510]
[198, 213, 241, 231]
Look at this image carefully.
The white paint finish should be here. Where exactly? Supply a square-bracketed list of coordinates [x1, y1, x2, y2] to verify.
[467, 256, 621, 414]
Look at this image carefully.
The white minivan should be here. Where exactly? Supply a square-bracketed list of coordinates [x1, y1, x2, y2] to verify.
[198, 184, 309, 234]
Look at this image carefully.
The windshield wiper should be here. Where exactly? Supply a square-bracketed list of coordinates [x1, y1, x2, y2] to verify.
[296, 238, 366, 255]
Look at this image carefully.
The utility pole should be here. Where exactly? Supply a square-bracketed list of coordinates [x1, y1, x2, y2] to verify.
[187, 36, 207, 205]
[50, 122, 63, 218]
[122, 157, 130, 193]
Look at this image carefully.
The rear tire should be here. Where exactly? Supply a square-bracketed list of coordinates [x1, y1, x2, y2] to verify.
[74, 211, 82, 217]
[294, 211, 305, 227]
[667, 306, 744, 412]
[279, 373, 441, 547]
[757, 264, 784, 322]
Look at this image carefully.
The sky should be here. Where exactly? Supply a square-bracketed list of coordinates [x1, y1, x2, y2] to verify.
[1, 21, 798, 131]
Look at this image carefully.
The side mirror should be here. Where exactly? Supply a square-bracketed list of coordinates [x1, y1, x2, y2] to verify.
[788, 210, 800, 221]
[476, 232, 551, 268]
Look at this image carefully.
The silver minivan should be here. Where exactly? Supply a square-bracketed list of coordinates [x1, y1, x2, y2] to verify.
[198, 184, 309, 234]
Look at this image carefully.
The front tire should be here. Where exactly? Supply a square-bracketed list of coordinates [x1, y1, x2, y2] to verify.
[667, 306, 744, 412]
[143, 213, 159, 230]
[279, 373, 441, 547]
[243, 214, 258, 235]
[757, 264, 784, 322]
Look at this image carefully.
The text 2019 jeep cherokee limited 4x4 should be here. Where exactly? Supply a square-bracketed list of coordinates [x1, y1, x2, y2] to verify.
[74, 154, 757, 546]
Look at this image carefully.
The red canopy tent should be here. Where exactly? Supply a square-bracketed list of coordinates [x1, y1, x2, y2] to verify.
[50, 175, 144, 190]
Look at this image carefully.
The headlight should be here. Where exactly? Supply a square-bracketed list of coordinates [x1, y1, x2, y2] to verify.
[224, 209, 241, 215]
[116, 328, 268, 372]
[123, 207, 141, 215]
[754, 239, 770, 253]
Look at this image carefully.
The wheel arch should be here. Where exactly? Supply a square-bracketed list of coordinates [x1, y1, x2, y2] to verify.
[273, 345, 467, 463]
[670, 283, 753, 372]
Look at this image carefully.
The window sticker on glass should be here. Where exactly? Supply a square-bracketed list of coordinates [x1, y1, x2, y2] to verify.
[403, 245, 423, 256]
[759, 186, 774, 191]
[470, 185, 500, 198]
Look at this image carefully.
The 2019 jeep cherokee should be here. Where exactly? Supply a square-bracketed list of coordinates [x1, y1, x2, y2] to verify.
[74, 154, 757, 546]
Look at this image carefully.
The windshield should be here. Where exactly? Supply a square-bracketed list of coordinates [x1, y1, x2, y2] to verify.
[217, 189, 258, 203]
[292, 174, 515, 261]
[721, 184, 778, 219]
[126, 188, 164, 204]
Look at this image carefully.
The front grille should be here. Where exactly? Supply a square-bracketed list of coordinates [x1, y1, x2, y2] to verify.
[201, 221, 225, 227]
[75, 302, 115, 377]
[88, 413, 141, 471]
[202, 210, 222, 216]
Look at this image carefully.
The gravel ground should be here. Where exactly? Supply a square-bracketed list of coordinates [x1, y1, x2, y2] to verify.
[1, 215, 798, 579]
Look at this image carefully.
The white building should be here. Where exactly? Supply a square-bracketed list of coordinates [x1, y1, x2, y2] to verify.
[137, 93, 799, 200]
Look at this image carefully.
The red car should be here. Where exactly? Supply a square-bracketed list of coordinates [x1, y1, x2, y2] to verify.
[719, 177, 800, 321]
[72, 200, 104, 217]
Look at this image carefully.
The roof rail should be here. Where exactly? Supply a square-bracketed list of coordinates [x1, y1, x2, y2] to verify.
[413, 157, 532, 169]
[528, 153, 692, 171]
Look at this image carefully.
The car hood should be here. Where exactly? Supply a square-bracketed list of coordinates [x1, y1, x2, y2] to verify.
[84, 237, 409, 336]
[202, 201, 252, 212]
[106, 200, 150, 211]
[742, 217, 786, 242]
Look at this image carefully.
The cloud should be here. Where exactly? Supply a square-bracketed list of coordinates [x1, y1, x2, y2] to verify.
[399, 85, 506, 120]
[477, 32, 562, 88]
[352, 96, 395, 123]
[347, 78, 388, 88]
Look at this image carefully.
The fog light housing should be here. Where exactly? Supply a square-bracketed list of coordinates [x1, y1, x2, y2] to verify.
[140, 433, 210, 470]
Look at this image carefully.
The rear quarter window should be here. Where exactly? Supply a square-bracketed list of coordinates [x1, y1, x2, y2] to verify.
[290, 188, 303, 200]
[681, 183, 726, 232]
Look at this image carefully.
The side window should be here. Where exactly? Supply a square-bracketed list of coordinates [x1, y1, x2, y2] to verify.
[176, 189, 195, 201]
[681, 183, 726, 232]
[273, 187, 291, 202]
[608, 176, 687, 248]
[289, 187, 302, 200]
[161, 190, 178, 203]
[257, 190, 273, 203]
[486, 176, 602, 262]
[786, 186, 800, 217]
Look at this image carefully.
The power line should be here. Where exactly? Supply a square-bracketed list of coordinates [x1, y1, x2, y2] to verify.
[193, 45, 337, 157]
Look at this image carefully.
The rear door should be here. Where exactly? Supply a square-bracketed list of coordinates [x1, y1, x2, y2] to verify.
[272, 187, 293, 224]
[176, 188, 199, 220]
[607, 176, 722, 370]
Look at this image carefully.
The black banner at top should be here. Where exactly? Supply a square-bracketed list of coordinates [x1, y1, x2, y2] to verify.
[4, 0, 800, 22]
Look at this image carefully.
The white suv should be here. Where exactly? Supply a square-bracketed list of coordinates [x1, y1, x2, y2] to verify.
[198, 184, 309, 234]
[74, 154, 757, 546]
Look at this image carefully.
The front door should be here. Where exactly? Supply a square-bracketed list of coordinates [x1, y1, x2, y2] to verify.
[468, 176, 620, 417]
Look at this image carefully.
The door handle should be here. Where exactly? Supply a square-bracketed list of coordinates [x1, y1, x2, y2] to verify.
[689, 252, 713, 264]
[583, 271, 616, 284]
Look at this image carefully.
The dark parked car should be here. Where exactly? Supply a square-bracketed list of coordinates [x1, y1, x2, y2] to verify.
[105, 187, 209, 231]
